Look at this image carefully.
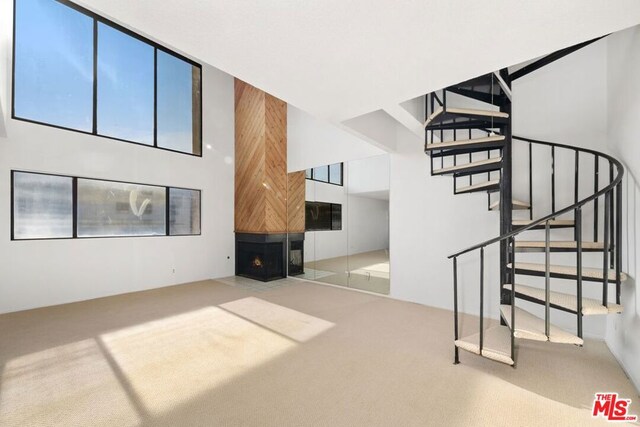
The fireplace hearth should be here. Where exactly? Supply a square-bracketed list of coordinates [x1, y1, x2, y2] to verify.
[235, 233, 287, 282]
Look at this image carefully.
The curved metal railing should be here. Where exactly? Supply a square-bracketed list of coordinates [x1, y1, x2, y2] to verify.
[449, 134, 624, 365]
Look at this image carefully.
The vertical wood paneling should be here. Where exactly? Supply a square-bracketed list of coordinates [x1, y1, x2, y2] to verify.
[234, 79, 288, 234]
[287, 171, 306, 233]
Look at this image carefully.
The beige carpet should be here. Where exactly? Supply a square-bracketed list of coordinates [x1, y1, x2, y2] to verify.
[304, 249, 390, 294]
[0, 277, 637, 427]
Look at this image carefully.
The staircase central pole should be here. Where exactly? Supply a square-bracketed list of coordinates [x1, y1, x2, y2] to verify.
[500, 69, 513, 308]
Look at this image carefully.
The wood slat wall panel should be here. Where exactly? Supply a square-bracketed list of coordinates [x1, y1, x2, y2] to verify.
[287, 171, 306, 233]
[234, 79, 288, 234]
[264, 93, 288, 233]
[235, 80, 266, 233]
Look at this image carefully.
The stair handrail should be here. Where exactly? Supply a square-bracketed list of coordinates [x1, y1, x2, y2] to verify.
[447, 135, 624, 259]
[449, 134, 623, 366]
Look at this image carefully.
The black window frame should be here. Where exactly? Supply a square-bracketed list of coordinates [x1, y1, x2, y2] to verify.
[11, 0, 203, 157]
[305, 163, 343, 186]
[10, 169, 202, 240]
[305, 201, 342, 232]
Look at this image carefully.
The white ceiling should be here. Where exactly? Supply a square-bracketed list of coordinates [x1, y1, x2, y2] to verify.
[75, 0, 640, 122]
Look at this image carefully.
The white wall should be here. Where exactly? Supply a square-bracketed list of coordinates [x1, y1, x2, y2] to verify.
[606, 25, 640, 392]
[347, 154, 390, 196]
[287, 106, 385, 172]
[348, 195, 390, 255]
[389, 40, 613, 338]
[0, 0, 235, 313]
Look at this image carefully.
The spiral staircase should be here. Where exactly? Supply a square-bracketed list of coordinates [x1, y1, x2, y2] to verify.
[424, 40, 626, 367]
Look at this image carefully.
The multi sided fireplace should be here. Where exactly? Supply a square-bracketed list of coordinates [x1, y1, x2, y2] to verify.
[235, 233, 305, 281]
[235, 233, 287, 282]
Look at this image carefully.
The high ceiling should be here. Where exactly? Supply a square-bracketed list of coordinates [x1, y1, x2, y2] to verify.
[75, 0, 640, 122]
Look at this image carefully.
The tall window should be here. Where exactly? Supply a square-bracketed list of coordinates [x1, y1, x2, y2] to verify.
[11, 171, 201, 240]
[13, 0, 202, 156]
[306, 163, 343, 186]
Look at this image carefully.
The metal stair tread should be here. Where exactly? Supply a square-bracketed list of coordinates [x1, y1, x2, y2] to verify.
[424, 106, 510, 127]
[512, 219, 575, 228]
[457, 179, 500, 194]
[425, 135, 505, 151]
[500, 305, 583, 345]
[508, 262, 628, 282]
[454, 325, 514, 365]
[503, 283, 623, 315]
[490, 199, 530, 210]
[514, 240, 605, 251]
[433, 157, 502, 174]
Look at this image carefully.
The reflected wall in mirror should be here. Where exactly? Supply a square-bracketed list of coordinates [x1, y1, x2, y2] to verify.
[346, 155, 390, 294]
[291, 155, 390, 295]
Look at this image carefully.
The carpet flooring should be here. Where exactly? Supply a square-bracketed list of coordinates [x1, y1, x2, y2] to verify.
[0, 277, 637, 426]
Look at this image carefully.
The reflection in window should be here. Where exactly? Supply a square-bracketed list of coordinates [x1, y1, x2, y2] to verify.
[97, 23, 154, 144]
[169, 188, 201, 235]
[12, 172, 73, 239]
[305, 202, 341, 231]
[306, 163, 343, 186]
[11, 171, 201, 240]
[14, 0, 94, 132]
[77, 179, 166, 237]
[312, 166, 329, 182]
[157, 51, 201, 155]
[331, 203, 342, 230]
[329, 163, 342, 185]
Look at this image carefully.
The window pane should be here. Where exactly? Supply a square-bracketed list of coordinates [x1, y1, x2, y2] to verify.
[312, 166, 328, 182]
[331, 204, 342, 230]
[97, 23, 154, 144]
[329, 163, 342, 185]
[157, 51, 201, 155]
[305, 169, 312, 179]
[169, 188, 201, 235]
[305, 202, 332, 231]
[13, 172, 73, 239]
[14, 0, 93, 131]
[77, 179, 165, 237]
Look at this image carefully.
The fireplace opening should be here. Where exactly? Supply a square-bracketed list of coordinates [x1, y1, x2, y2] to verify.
[235, 234, 286, 282]
[288, 233, 304, 276]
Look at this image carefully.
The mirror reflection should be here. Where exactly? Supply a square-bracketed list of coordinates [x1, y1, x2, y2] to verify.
[290, 154, 390, 295]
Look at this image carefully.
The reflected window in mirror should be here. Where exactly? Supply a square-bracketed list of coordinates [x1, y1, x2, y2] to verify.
[305, 163, 343, 186]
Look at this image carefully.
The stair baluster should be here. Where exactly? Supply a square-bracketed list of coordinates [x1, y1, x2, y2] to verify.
[423, 68, 626, 367]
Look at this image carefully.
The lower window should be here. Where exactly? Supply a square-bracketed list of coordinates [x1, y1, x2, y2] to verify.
[12, 172, 74, 239]
[305, 201, 342, 231]
[77, 179, 166, 237]
[11, 171, 201, 240]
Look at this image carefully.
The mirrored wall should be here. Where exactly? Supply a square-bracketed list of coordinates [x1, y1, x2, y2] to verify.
[289, 154, 390, 294]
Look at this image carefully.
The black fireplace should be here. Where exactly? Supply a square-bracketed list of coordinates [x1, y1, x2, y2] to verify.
[288, 233, 305, 276]
[235, 233, 287, 282]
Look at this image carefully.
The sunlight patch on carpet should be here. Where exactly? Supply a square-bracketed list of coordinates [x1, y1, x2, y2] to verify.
[0, 339, 141, 427]
[100, 306, 298, 415]
[220, 297, 335, 342]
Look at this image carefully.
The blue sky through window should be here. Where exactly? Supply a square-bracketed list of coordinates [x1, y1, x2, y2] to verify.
[14, 0, 201, 154]
[14, 0, 93, 131]
[157, 51, 195, 153]
[97, 23, 154, 145]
